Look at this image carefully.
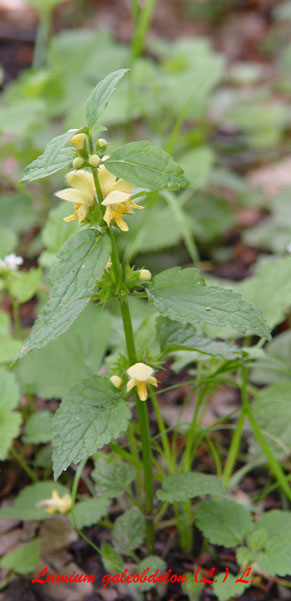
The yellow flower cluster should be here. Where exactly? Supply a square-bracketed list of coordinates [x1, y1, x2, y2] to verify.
[56, 165, 143, 230]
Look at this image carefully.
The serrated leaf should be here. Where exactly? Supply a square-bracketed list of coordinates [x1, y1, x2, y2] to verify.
[195, 499, 253, 547]
[157, 316, 240, 360]
[113, 507, 145, 553]
[52, 376, 131, 479]
[213, 572, 250, 601]
[147, 268, 270, 339]
[0, 539, 40, 575]
[256, 510, 291, 576]
[105, 141, 189, 190]
[101, 541, 123, 574]
[157, 473, 224, 502]
[70, 497, 109, 529]
[0, 481, 69, 521]
[21, 130, 77, 182]
[86, 69, 128, 129]
[23, 411, 53, 444]
[92, 454, 135, 498]
[19, 229, 111, 358]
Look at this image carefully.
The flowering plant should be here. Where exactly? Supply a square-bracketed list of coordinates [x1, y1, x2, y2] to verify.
[4, 69, 290, 599]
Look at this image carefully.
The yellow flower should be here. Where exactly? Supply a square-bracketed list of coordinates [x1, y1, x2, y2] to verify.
[55, 170, 95, 223]
[99, 165, 143, 231]
[69, 132, 87, 150]
[139, 269, 152, 281]
[36, 490, 72, 515]
[110, 375, 123, 389]
[127, 362, 158, 401]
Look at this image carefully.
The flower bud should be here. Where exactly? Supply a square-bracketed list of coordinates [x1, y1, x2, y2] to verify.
[72, 157, 84, 169]
[110, 375, 123, 389]
[89, 154, 101, 168]
[97, 138, 107, 148]
[139, 269, 152, 281]
[69, 133, 87, 150]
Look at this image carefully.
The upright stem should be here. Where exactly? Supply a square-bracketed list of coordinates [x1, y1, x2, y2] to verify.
[119, 296, 155, 552]
[91, 165, 155, 553]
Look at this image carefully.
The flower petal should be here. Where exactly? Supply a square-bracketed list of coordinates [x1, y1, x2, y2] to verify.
[66, 170, 95, 198]
[98, 165, 117, 196]
[55, 188, 87, 205]
[127, 362, 154, 381]
[137, 381, 148, 401]
[102, 191, 130, 206]
[127, 378, 136, 392]
[112, 178, 133, 194]
[114, 212, 129, 231]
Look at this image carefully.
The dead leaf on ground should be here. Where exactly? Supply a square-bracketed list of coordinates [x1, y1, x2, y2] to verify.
[248, 156, 291, 198]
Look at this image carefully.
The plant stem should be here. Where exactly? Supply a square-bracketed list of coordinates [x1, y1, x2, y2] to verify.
[12, 300, 22, 340]
[119, 296, 155, 552]
[32, 9, 52, 69]
[10, 446, 37, 483]
[71, 459, 101, 554]
[223, 368, 249, 488]
[92, 166, 155, 553]
[150, 387, 173, 472]
[130, 0, 157, 64]
[182, 384, 209, 471]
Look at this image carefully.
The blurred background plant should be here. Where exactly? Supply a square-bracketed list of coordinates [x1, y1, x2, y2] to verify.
[2, 2, 291, 599]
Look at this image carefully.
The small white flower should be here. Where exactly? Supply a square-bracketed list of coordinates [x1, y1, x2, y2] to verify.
[1, 254, 23, 271]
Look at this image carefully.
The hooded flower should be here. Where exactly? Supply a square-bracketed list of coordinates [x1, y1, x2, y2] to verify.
[55, 170, 95, 223]
[127, 362, 158, 401]
[99, 165, 143, 231]
[36, 490, 72, 515]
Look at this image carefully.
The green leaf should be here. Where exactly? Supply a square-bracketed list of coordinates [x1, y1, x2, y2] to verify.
[157, 316, 240, 360]
[157, 473, 224, 502]
[70, 497, 109, 529]
[237, 257, 291, 329]
[247, 527, 267, 553]
[148, 268, 270, 339]
[249, 382, 291, 463]
[19, 229, 111, 358]
[92, 454, 135, 498]
[23, 411, 53, 444]
[8, 269, 41, 303]
[18, 304, 111, 399]
[0, 368, 21, 460]
[52, 376, 131, 479]
[0, 481, 69, 521]
[113, 507, 145, 553]
[0, 227, 17, 257]
[86, 69, 128, 129]
[0, 337, 21, 365]
[138, 556, 167, 592]
[105, 141, 189, 190]
[21, 130, 77, 182]
[255, 510, 291, 576]
[0, 539, 40, 575]
[195, 499, 253, 547]
[39, 201, 78, 268]
[182, 572, 202, 601]
[101, 541, 123, 574]
[179, 146, 214, 190]
[0, 412, 22, 461]
[213, 572, 250, 601]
